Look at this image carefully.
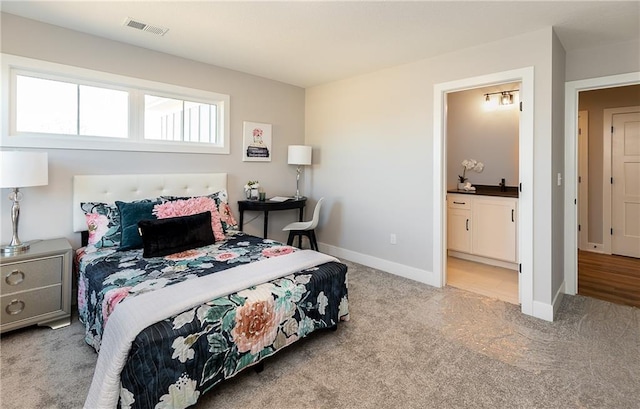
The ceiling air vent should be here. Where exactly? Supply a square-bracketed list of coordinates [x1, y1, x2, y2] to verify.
[123, 17, 169, 36]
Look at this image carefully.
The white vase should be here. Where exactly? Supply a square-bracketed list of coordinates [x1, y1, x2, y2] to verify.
[457, 182, 466, 190]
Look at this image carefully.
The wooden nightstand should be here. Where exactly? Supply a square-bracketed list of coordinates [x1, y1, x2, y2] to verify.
[0, 238, 72, 333]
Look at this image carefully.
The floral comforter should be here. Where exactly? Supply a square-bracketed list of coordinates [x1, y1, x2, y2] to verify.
[76, 232, 349, 408]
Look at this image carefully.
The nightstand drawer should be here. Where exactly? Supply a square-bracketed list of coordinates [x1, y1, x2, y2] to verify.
[0, 256, 63, 296]
[0, 285, 62, 325]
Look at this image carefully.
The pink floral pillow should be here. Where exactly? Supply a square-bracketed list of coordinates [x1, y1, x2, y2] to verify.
[153, 197, 225, 242]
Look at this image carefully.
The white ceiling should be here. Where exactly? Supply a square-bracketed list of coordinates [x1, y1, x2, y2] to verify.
[1, 1, 639, 88]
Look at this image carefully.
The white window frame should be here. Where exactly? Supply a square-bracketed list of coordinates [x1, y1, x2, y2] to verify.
[1, 54, 230, 154]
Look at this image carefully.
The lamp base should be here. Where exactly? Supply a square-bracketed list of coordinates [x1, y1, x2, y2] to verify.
[1, 242, 30, 256]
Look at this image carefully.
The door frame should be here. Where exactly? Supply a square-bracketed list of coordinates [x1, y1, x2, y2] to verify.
[563, 72, 640, 295]
[578, 110, 589, 250]
[433, 66, 534, 316]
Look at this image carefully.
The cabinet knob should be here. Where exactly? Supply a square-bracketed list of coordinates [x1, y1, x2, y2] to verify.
[6, 299, 25, 315]
[5, 270, 25, 286]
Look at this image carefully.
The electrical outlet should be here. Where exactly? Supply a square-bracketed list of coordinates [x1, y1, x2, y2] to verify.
[390, 234, 397, 245]
[557, 173, 562, 186]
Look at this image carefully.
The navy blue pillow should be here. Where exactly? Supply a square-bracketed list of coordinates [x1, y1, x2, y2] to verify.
[138, 212, 215, 258]
[116, 200, 160, 251]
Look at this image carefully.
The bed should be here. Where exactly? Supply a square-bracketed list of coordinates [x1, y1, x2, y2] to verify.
[72, 173, 349, 409]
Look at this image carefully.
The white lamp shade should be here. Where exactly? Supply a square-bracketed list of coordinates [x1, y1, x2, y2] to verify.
[288, 145, 312, 166]
[0, 151, 49, 188]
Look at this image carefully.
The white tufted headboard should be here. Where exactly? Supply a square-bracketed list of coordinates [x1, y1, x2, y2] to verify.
[72, 173, 228, 232]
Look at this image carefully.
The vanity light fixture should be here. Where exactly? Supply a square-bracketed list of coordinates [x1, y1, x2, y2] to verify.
[500, 92, 514, 105]
[483, 89, 519, 106]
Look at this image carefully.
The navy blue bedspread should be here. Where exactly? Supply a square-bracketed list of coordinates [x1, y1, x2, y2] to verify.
[76, 232, 349, 408]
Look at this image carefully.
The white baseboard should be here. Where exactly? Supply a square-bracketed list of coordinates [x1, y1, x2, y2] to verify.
[583, 242, 605, 253]
[318, 242, 438, 287]
[447, 250, 518, 271]
[320, 242, 565, 323]
[532, 280, 565, 322]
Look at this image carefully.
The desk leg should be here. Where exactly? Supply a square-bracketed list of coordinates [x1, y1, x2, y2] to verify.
[263, 211, 269, 238]
[298, 207, 304, 222]
[239, 210, 244, 231]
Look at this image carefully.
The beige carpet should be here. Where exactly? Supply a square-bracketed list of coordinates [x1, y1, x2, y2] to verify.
[1, 260, 639, 408]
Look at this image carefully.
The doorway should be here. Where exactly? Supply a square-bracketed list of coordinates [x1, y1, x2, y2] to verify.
[433, 67, 534, 317]
[564, 72, 640, 296]
[444, 83, 520, 305]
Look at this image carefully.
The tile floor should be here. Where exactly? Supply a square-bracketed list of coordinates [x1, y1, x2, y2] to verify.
[446, 256, 519, 305]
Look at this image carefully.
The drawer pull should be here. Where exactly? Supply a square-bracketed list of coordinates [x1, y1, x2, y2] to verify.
[453, 201, 466, 205]
[6, 300, 25, 315]
[5, 270, 25, 286]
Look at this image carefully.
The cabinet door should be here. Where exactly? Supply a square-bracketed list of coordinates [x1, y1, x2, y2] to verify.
[472, 198, 517, 262]
[448, 208, 472, 253]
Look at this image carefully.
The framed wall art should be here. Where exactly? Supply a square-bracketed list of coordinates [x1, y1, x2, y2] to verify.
[242, 121, 272, 162]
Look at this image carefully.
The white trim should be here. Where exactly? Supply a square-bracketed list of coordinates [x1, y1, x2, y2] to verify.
[433, 67, 535, 317]
[563, 72, 640, 295]
[1, 53, 230, 154]
[318, 242, 438, 287]
[586, 243, 605, 253]
[447, 251, 518, 271]
[578, 110, 589, 250]
[532, 281, 564, 322]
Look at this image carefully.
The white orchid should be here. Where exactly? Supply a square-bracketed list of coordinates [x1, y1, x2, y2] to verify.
[243, 180, 260, 191]
[459, 159, 484, 182]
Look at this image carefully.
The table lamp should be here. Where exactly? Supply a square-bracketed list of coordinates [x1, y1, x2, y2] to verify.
[0, 151, 49, 255]
[287, 145, 312, 199]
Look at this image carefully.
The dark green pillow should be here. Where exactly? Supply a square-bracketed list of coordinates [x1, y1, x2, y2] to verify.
[138, 212, 215, 258]
[116, 200, 160, 251]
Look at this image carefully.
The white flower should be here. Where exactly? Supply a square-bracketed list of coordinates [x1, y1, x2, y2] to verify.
[156, 373, 200, 409]
[172, 309, 195, 330]
[317, 291, 328, 315]
[244, 181, 260, 191]
[119, 385, 135, 409]
[171, 336, 195, 363]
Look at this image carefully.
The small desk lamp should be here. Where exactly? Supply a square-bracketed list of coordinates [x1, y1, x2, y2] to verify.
[0, 151, 49, 255]
[287, 145, 312, 199]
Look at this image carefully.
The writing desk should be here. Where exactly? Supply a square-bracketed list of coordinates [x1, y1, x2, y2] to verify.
[237, 197, 306, 238]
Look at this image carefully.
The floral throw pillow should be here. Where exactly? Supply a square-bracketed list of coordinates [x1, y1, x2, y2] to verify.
[80, 202, 121, 248]
[161, 190, 238, 232]
[153, 196, 225, 241]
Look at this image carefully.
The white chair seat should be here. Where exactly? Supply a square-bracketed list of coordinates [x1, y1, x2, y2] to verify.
[282, 221, 313, 231]
[283, 197, 324, 251]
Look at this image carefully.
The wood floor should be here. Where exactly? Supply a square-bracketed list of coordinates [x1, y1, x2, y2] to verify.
[578, 250, 640, 309]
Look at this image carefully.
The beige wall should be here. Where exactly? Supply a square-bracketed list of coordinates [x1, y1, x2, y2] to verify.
[306, 27, 561, 307]
[566, 39, 640, 82]
[578, 84, 640, 244]
[551, 30, 566, 296]
[0, 13, 306, 247]
[446, 84, 520, 189]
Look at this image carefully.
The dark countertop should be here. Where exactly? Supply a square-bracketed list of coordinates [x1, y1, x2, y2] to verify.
[447, 184, 519, 198]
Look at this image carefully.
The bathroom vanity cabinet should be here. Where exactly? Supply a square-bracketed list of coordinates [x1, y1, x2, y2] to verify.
[447, 193, 518, 268]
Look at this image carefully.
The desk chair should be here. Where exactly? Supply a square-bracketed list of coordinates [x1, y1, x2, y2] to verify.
[283, 197, 324, 251]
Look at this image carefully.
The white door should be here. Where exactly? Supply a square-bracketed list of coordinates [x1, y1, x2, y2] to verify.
[612, 110, 640, 258]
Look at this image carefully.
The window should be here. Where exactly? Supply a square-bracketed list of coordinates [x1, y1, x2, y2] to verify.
[16, 75, 128, 138]
[144, 95, 218, 144]
[2, 54, 230, 154]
